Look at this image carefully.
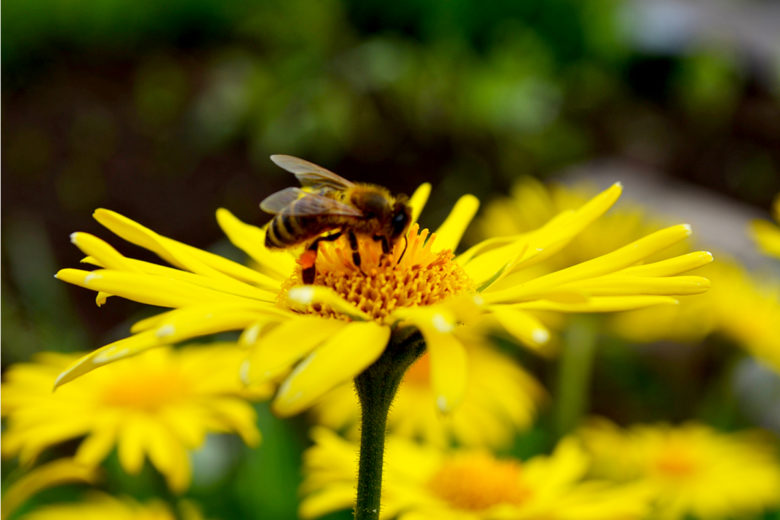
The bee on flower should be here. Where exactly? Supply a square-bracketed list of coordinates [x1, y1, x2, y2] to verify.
[54, 156, 712, 417]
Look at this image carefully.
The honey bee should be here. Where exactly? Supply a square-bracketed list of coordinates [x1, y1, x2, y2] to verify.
[261, 155, 412, 284]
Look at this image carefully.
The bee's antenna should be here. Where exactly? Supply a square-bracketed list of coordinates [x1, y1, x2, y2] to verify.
[397, 235, 409, 264]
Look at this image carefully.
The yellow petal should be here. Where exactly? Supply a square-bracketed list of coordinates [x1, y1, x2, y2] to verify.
[117, 418, 147, 475]
[751, 219, 780, 258]
[513, 182, 623, 268]
[431, 194, 480, 253]
[489, 305, 552, 354]
[397, 308, 468, 413]
[216, 208, 296, 279]
[286, 285, 371, 321]
[243, 316, 348, 384]
[408, 183, 432, 223]
[560, 274, 711, 296]
[514, 295, 679, 312]
[70, 232, 139, 272]
[620, 251, 713, 276]
[1, 459, 98, 520]
[55, 306, 268, 388]
[272, 322, 390, 416]
[75, 424, 119, 466]
[93, 209, 279, 289]
[55, 268, 273, 308]
[484, 225, 693, 304]
[146, 424, 191, 492]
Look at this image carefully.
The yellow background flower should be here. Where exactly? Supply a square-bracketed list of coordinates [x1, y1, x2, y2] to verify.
[2, 344, 269, 492]
[751, 194, 780, 259]
[300, 427, 651, 520]
[312, 333, 545, 448]
[579, 419, 780, 519]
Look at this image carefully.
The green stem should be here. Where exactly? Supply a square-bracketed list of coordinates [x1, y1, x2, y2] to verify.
[353, 327, 425, 520]
[554, 315, 598, 439]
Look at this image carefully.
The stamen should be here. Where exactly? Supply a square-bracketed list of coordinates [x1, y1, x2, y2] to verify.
[280, 224, 473, 322]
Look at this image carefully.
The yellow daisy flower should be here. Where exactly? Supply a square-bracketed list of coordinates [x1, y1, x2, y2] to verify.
[312, 333, 545, 448]
[54, 177, 711, 417]
[300, 427, 652, 520]
[579, 419, 780, 520]
[1, 344, 269, 492]
[751, 194, 780, 259]
[2, 459, 98, 520]
[17, 494, 208, 520]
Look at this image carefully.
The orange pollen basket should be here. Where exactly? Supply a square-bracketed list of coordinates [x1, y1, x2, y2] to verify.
[428, 453, 532, 510]
[280, 224, 473, 321]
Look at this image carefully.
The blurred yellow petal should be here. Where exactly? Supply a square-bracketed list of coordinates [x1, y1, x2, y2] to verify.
[2, 459, 98, 520]
[117, 418, 147, 475]
[396, 307, 468, 413]
[751, 219, 780, 258]
[272, 322, 390, 416]
[432, 194, 479, 253]
[489, 305, 552, 354]
[408, 183, 432, 223]
[75, 424, 119, 467]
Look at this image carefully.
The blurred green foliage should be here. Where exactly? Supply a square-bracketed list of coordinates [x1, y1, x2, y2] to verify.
[3, 0, 780, 518]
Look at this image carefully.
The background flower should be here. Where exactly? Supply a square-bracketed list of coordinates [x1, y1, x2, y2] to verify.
[579, 419, 780, 520]
[312, 333, 546, 448]
[2, 344, 269, 492]
[300, 427, 651, 520]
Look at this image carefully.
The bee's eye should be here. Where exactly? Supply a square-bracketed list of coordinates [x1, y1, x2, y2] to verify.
[391, 210, 409, 236]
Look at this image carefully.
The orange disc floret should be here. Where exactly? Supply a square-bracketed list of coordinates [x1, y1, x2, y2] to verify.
[280, 224, 473, 321]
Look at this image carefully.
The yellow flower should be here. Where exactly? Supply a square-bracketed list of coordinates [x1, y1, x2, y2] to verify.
[299, 427, 651, 520]
[1, 459, 98, 520]
[16, 493, 208, 520]
[579, 419, 780, 520]
[55, 177, 711, 417]
[312, 333, 545, 448]
[1, 344, 268, 492]
[751, 194, 780, 258]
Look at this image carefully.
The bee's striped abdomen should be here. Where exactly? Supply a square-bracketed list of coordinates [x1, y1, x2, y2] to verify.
[265, 206, 337, 249]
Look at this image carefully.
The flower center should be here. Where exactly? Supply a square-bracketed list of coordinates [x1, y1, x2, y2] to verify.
[428, 453, 532, 511]
[654, 444, 699, 478]
[281, 224, 473, 321]
[101, 370, 192, 411]
[402, 351, 431, 386]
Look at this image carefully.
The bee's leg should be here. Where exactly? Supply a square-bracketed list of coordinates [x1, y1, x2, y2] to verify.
[372, 234, 390, 254]
[302, 232, 343, 284]
[348, 230, 362, 268]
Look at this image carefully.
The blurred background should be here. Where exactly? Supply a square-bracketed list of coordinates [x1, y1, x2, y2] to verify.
[3, 0, 780, 518]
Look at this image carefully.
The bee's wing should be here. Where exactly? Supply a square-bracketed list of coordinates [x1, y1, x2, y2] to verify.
[260, 187, 362, 217]
[270, 155, 355, 190]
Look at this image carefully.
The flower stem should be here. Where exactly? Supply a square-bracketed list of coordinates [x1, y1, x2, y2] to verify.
[353, 327, 426, 520]
[554, 315, 598, 439]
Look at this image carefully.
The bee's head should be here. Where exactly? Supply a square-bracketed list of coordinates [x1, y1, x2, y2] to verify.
[389, 198, 411, 239]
